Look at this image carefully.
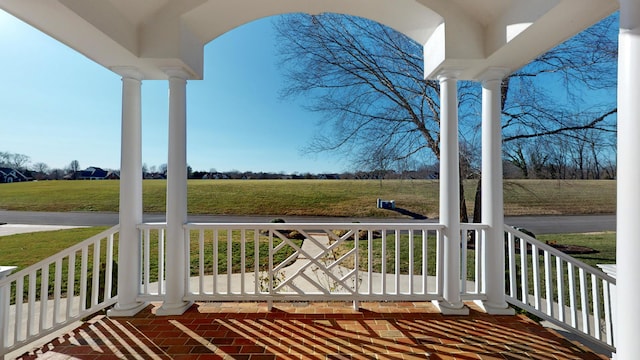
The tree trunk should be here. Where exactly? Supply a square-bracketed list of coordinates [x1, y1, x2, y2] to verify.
[460, 180, 469, 223]
[473, 179, 482, 223]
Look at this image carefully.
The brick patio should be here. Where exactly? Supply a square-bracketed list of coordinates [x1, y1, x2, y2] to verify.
[14, 302, 608, 359]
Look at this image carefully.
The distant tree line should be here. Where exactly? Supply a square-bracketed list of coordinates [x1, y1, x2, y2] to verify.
[1, 150, 616, 182]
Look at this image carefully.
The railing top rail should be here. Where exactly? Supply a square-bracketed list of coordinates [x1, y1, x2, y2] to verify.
[504, 224, 616, 284]
[0, 224, 120, 286]
[460, 223, 489, 230]
[182, 222, 445, 231]
[137, 222, 167, 229]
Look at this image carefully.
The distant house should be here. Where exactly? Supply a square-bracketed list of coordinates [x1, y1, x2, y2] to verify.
[0, 167, 29, 183]
[77, 167, 119, 180]
[317, 173, 341, 180]
[202, 172, 228, 180]
[144, 172, 166, 180]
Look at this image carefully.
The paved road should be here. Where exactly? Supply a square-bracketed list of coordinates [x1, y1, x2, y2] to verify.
[0, 210, 615, 234]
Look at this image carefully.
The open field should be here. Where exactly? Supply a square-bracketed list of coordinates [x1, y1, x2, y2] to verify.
[0, 179, 615, 218]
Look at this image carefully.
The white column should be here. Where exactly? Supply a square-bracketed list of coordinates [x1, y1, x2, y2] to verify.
[477, 69, 514, 315]
[157, 69, 193, 315]
[615, 0, 640, 357]
[108, 68, 147, 316]
[433, 71, 468, 315]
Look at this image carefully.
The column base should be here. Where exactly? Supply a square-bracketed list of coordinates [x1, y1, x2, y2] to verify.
[156, 300, 194, 316]
[432, 300, 469, 315]
[474, 300, 515, 315]
[107, 301, 148, 317]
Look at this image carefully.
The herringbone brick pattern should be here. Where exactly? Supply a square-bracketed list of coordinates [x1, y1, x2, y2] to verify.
[15, 302, 608, 359]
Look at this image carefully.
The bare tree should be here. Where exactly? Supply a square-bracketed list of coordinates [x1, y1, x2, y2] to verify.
[69, 160, 80, 173]
[274, 14, 443, 165]
[273, 12, 618, 220]
[0, 151, 10, 166]
[68, 160, 80, 180]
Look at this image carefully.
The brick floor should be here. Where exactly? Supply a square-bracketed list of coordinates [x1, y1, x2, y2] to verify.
[15, 302, 609, 359]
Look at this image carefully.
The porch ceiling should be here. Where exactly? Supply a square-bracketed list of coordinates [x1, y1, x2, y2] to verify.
[0, 0, 618, 80]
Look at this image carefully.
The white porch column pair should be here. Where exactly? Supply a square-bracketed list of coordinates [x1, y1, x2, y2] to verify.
[434, 69, 511, 315]
[616, 0, 640, 357]
[110, 68, 192, 316]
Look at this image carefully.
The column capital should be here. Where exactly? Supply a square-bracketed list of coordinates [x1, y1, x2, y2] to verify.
[436, 68, 464, 82]
[478, 67, 511, 85]
[162, 67, 191, 80]
[111, 66, 143, 81]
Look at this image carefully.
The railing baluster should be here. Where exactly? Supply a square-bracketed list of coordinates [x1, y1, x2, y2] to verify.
[158, 229, 165, 295]
[519, 237, 528, 304]
[92, 241, 101, 307]
[185, 228, 191, 294]
[531, 243, 541, 310]
[368, 230, 373, 295]
[579, 268, 590, 334]
[143, 228, 150, 295]
[568, 263, 578, 328]
[395, 230, 400, 295]
[603, 279, 613, 346]
[476, 229, 481, 294]
[105, 234, 114, 301]
[15, 277, 24, 342]
[227, 230, 232, 294]
[591, 274, 601, 341]
[66, 252, 75, 319]
[39, 265, 49, 332]
[268, 230, 274, 308]
[436, 229, 444, 297]
[460, 229, 468, 294]
[254, 229, 260, 295]
[27, 271, 36, 337]
[422, 230, 428, 295]
[381, 229, 387, 295]
[213, 230, 218, 294]
[241, 229, 246, 295]
[508, 233, 516, 298]
[544, 251, 553, 317]
[408, 229, 414, 295]
[556, 257, 565, 323]
[199, 229, 205, 295]
[79, 247, 88, 311]
[0, 280, 9, 350]
[354, 228, 360, 305]
[53, 258, 62, 324]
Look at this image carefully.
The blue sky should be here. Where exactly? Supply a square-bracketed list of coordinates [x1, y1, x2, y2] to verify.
[0, 10, 344, 174]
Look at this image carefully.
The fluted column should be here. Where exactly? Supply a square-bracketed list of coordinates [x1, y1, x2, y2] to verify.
[108, 68, 147, 317]
[433, 70, 469, 315]
[157, 68, 193, 315]
[477, 69, 514, 315]
[615, 0, 640, 356]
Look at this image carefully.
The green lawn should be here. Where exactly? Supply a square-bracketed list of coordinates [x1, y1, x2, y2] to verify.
[0, 179, 617, 274]
[0, 179, 616, 219]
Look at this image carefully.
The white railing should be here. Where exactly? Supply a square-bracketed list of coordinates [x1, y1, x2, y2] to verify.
[139, 222, 449, 304]
[504, 225, 616, 351]
[460, 223, 488, 300]
[2, 221, 616, 356]
[0, 226, 119, 358]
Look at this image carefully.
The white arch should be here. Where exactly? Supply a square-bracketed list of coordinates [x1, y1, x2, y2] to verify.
[0, 0, 617, 80]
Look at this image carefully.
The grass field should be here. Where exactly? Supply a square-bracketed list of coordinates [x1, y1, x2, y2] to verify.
[0, 179, 616, 219]
[0, 179, 616, 272]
